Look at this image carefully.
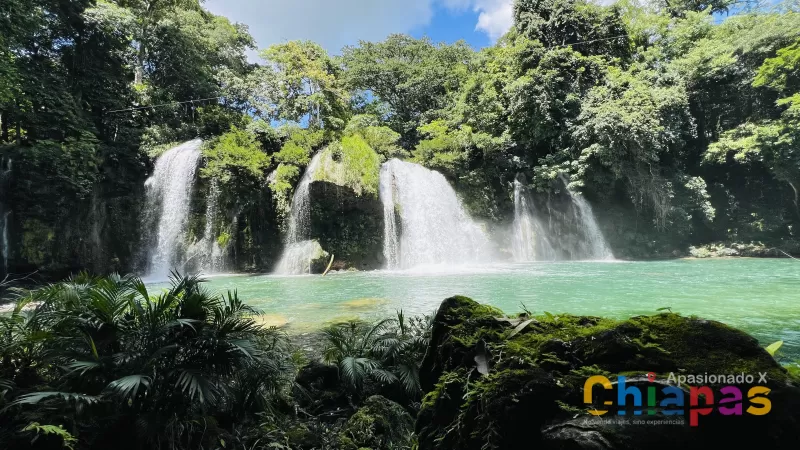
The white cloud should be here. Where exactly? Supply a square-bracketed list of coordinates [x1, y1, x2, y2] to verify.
[473, 0, 515, 40]
[204, 0, 517, 56]
[204, 0, 436, 55]
[439, 0, 515, 40]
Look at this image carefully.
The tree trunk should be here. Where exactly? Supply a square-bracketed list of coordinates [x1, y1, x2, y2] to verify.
[0, 111, 7, 143]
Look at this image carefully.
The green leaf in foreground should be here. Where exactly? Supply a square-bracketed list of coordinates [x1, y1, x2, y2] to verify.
[765, 340, 784, 357]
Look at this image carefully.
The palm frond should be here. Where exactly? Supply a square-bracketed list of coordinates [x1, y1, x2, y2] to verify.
[174, 370, 218, 405]
[7, 391, 101, 409]
[63, 360, 102, 376]
[105, 375, 152, 401]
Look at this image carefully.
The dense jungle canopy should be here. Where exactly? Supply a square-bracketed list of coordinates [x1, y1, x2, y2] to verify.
[2, 0, 800, 277]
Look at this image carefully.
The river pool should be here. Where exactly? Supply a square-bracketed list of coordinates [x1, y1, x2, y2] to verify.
[151, 258, 800, 358]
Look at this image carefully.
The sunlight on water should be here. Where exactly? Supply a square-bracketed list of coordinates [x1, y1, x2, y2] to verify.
[149, 259, 800, 357]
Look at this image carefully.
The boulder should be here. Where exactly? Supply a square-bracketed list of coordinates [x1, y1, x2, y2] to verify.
[294, 361, 350, 420]
[416, 296, 800, 450]
[338, 395, 414, 450]
[309, 181, 384, 271]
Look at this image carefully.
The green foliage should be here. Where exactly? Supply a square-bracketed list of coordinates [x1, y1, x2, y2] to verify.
[344, 115, 406, 159]
[514, 0, 631, 58]
[261, 41, 349, 130]
[341, 34, 474, 145]
[338, 395, 414, 450]
[765, 340, 784, 356]
[202, 126, 270, 185]
[274, 141, 311, 167]
[413, 120, 467, 174]
[317, 135, 382, 196]
[754, 40, 800, 93]
[274, 127, 326, 166]
[322, 311, 432, 398]
[1, 273, 293, 450]
[22, 422, 78, 450]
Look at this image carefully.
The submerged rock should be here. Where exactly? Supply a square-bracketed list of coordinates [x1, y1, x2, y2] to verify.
[416, 296, 800, 450]
[251, 313, 289, 328]
[341, 297, 389, 309]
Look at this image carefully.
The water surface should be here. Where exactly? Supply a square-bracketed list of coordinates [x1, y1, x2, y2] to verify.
[153, 259, 800, 358]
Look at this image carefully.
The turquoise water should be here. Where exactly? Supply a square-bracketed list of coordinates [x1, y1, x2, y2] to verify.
[154, 259, 800, 358]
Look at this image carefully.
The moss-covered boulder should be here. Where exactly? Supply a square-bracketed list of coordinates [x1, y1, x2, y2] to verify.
[416, 296, 800, 450]
[338, 395, 413, 450]
[294, 361, 349, 419]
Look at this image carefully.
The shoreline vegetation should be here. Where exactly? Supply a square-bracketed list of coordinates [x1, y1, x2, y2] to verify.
[0, 274, 798, 450]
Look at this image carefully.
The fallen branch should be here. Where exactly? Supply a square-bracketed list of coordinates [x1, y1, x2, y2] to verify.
[322, 254, 335, 276]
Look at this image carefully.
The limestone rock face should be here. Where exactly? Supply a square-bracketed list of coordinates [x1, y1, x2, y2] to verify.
[309, 180, 384, 271]
[416, 296, 800, 450]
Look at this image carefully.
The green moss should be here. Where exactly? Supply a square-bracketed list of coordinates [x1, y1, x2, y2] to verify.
[421, 368, 468, 411]
[315, 136, 381, 197]
[21, 219, 54, 266]
[338, 395, 413, 450]
[418, 297, 791, 449]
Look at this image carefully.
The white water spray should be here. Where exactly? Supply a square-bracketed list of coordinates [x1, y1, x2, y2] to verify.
[512, 176, 556, 261]
[570, 193, 614, 259]
[0, 158, 12, 274]
[379, 159, 492, 270]
[559, 176, 613, 260]
[275, 152, 325, 274]
[188, 180, 228, 274]
[143, 140, 202, 278]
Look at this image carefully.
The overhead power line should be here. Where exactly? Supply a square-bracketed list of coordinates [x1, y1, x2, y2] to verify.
[106, 96, 225, 114]
[548, 34, 629, 49]
[104, 35, 630, 115]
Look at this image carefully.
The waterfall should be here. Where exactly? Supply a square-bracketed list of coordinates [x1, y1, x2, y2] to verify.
[380, 164, 400, 268]
[512, 176, 555, 261]
[1, 211, 8, 275]
[570, 193, 614, 259]
[191, 180, 228, 274]
[558, 175, 613, 260]
[379, 159, 492, 270]
[143, 140, 202, 279]
[275, 152, 325, 274]
[0, 158, 12, 275]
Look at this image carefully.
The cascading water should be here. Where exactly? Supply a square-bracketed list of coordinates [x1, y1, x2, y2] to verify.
[143, 140, 202, 279]
[570, 192, 614, 260]
[380, 164, 400, 268]
[189, 180, 228, 274]
[556, 175, 613, 260]
[275, 152, 325, 274]
[0, 158, 12, 274]
[512, 175, 556, 261]
[379, 159, 492, 269]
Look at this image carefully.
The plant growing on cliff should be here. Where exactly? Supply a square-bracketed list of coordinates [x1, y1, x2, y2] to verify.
[202, 126, 271, 193]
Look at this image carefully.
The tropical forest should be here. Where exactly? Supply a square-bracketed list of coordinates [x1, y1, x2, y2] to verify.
[1, 0, 799, 448]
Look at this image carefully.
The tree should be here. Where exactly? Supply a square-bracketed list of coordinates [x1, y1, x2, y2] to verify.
[706, 40, 800, 211]
[514, 0, 631, 59]
[261, 41, 349, 130]
[572, 66, 693, 227]
[341, 35, 474, 146]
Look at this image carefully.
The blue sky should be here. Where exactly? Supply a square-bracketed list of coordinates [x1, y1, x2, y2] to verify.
[203, 0, 514, 57]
